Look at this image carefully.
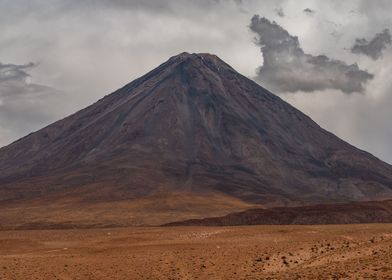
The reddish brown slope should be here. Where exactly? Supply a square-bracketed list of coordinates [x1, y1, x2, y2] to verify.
[164, 200, 392, 226]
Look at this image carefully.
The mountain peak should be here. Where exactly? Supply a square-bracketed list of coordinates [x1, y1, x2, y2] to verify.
[167, 52, 235, 73]
[1, 53, 392, 227]
[169, 52, 219, 61]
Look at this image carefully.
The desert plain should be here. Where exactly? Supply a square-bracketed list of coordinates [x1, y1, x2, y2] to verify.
[1, 224, 392, 280]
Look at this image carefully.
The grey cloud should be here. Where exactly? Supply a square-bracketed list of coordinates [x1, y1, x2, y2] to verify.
[0, 62, 35, 82]
[83, 0, 172, 13]
[0, 0, 226, 18]
[249, 15, 374, 93]
[351, 29, 392, 60]
[274, 7, 284, 17]
[0, 62, 68, 145]
[303, 8, 315, 15]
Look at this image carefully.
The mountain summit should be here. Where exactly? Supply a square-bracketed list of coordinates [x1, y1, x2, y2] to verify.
[1, 52, 392, 228]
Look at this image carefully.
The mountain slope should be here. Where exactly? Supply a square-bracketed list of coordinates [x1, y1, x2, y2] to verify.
[164, 199, 392, 226]
[0, 52, 392, 227]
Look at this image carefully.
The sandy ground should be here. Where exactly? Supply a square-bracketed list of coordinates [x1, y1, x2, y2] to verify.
[0, 224, 392, 279]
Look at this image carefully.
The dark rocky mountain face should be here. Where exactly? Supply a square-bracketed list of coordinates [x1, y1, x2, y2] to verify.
[0, 52, 392, 227]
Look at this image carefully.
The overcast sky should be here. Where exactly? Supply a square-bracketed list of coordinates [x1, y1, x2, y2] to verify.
[1, 0, 392, 163]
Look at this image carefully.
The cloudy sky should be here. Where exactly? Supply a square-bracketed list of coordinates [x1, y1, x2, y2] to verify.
[1, 0, 392, 163]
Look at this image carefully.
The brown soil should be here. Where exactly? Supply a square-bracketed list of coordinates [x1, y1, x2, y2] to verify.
[1, 224, 392, 279]
[0, 192, 256, 229]
[165, 199, 392, 226]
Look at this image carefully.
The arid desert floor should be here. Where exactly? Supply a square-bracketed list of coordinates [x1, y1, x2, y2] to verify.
[1, 224, 392, 279]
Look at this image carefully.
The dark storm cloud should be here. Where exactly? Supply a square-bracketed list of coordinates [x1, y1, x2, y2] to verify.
[249, 15, 374, 93]
[351, 29, 392, 60]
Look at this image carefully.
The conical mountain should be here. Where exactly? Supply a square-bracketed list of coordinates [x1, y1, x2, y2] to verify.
[0, 52, 391, 228]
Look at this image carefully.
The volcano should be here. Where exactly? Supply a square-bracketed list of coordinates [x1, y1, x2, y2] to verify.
[1, 52, 392, 228]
